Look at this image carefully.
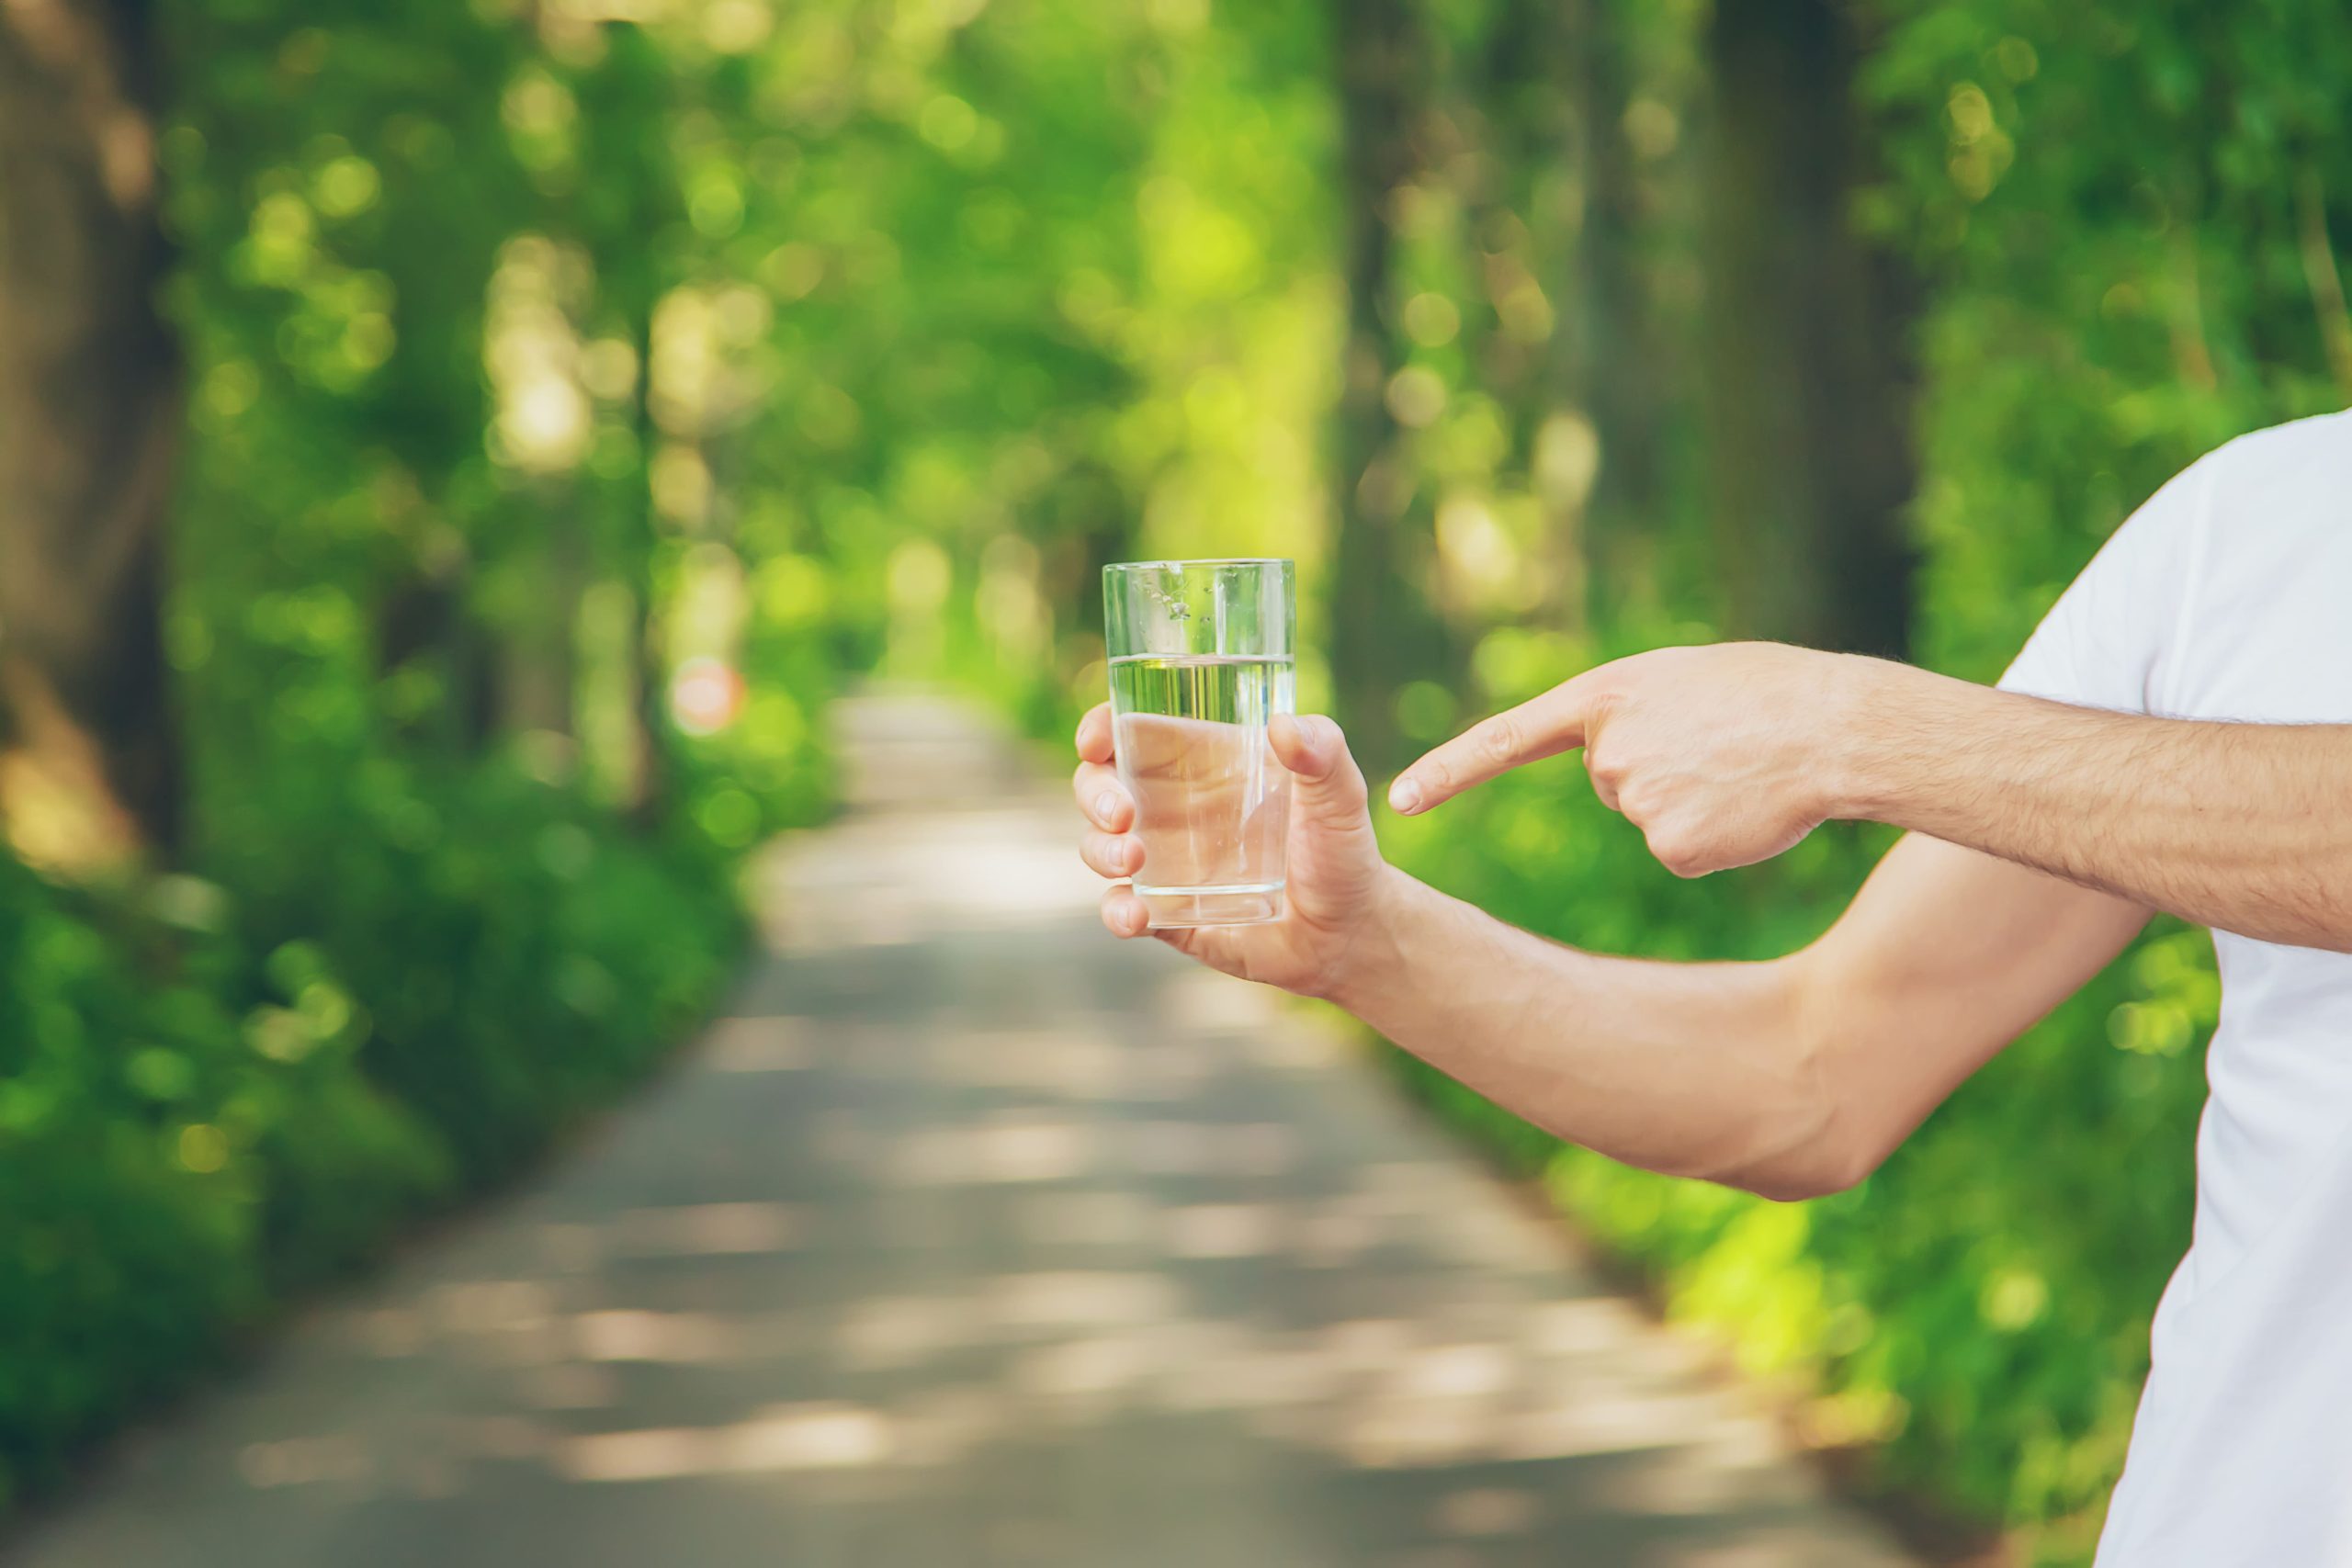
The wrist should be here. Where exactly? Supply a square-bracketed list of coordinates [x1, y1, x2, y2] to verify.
[1318, 863, 1429, 1010]
[1819, 655, 1922, 822]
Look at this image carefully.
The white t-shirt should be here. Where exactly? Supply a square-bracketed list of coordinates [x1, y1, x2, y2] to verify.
[1996, 408, 2352, 1565]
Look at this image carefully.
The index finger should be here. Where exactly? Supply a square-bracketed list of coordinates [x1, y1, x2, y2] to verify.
[1075, 702, 1114, 764]
[1386, 675, 1597, 814]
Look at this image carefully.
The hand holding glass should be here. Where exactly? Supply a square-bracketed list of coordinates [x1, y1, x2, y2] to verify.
[1102, 559, 1295, 928]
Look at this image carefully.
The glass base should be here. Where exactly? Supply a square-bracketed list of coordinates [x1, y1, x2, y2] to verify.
[1137, 883, 1285, 930]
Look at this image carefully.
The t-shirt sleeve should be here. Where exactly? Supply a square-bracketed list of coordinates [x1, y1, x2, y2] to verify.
[1996, 457, 2215, 715]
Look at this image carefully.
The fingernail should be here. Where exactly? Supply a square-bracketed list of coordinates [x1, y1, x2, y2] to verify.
[1389, 777, 1422, 814]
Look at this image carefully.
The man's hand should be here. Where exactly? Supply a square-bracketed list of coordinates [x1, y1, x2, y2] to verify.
[1073, 650, 2170, 1201]
[1073, 705, 1395, 997]
[1389, 642, 1884, 877]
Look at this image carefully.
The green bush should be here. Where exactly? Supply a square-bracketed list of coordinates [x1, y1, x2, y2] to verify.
[0, 849, 422, 1505]
[0, 767, 763, 1507]
[202, 758, 749, 1186]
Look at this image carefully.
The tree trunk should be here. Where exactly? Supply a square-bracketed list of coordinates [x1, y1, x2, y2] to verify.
[0, 0, 180, 861]
[627, 307, 671, 828]
[379, 570, 499, 753]
[1468, 0, 1668, 636]
[496, 490, 587, 739]
[1565, 0, 1668, 560]
[1328, 0, 1450, 773]
[1463, 0, 1581, 632]
[571, 21, 675, 827]
[1702, 0, 1914, 657]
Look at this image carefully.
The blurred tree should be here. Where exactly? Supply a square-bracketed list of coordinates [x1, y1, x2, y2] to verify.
[560, 18, 685, 820]
[1560, 0, 1672, 562]
[1702, 0, 1915, 656]
[1458, 0, 1591, 632]
[1329, 0, 1454, 771]
[0, 0, 180, 862]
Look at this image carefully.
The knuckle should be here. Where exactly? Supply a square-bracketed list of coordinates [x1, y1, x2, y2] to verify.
[1648, 830, 1706, 878]
[1478, 716, 1520, 762]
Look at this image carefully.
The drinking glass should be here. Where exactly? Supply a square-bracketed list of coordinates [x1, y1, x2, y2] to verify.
[1102, 558, 1296, 928]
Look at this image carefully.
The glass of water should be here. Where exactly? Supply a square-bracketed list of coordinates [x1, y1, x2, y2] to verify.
[1102, 558, 1295, 929]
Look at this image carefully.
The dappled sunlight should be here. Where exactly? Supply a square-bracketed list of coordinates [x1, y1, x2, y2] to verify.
[571, 1310, 739, 1364]
[1164, 1201, 1283, 1258]
[916, 1027, 1215, 1103]
[426, 1280, 559, 1338]
[1156, 963, 1283, 1035]
[236, 1436, 371, 1491]
[754, 806, 1103, 953]
[743, 700, 1110, 955]
[841, 1106, 1306, 1192]
[258, 1171, 1807, 1512]
[1121, 1119, 1298, 1179]
[700, 1017, 815, 1073]
[514, 1362, 618, 1412]
[558, 1403, 899, 1483]
[611, 1201, 802, 1257]
[890, 1116, 1100, 1187]
[987, 1271, 1185, 1333]
[836, 1295, 982, 1372]
[1014, 1189, 1161, 1249]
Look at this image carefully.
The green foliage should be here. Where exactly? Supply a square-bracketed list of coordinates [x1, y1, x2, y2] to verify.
[0, 794, 743, 1502]
[0, 0, 825, 1510]
[1864, 0, 2352, 684]
[745, 0, 1341, 726]
[202, 762, 743, 1187]
[0, 852, 436, 1502]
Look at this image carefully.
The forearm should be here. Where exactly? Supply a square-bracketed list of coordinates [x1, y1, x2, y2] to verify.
[1330, 870, 1844, 1199]
[1843, 668, 2352, 951]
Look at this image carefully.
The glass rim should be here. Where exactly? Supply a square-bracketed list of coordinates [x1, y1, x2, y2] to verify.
[1103, 557, 1293, 572]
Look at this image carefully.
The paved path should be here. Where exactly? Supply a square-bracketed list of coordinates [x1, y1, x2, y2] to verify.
[5, 694, 1915, 1568]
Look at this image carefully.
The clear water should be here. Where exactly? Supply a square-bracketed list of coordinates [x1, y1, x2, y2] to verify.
[1107, 655, 1294, 908]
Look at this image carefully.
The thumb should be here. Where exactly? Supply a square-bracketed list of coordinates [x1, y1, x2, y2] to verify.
[1268, 713, 1370, 828]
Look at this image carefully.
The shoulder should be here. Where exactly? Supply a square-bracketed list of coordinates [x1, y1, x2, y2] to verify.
[1995, 412, 2346, 708]
[2156, 411, 2352, 716]
[2103, 408, 2347, 571]
[2197, 409, 2351, 510]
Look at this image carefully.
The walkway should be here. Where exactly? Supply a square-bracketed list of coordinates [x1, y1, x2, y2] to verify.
[5, 693, 1915, 1568]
